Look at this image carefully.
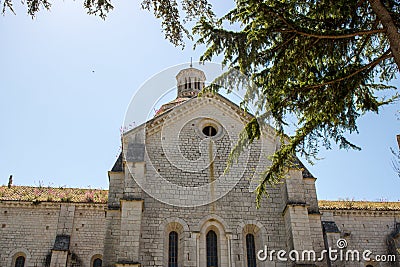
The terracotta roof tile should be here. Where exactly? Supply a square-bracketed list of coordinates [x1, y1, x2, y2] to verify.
[318, 200, 400, 211]
[1, 186, 399, 211]
[0, 186, 108, 203]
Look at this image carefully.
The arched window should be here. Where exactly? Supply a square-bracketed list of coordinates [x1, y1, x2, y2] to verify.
[206, 230, 218, 267]
[168, 231, 178, 267]
[15, 256, 25, 267]
[93, 258, 102, 267]
[246, 234, 257, 267]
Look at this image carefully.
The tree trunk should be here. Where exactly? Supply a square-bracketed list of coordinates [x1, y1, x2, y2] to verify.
[369, 0, 400, 70]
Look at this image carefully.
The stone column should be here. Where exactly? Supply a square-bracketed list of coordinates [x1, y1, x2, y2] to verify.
[117, 199, 143, 265]
[196, 232, 201, 267]
[50, 204, 75, 267]
[50, 251, 69, 267]
[282, 170, 315, 266]
[103, 170, 124, 267]
[185, 231, 198, 267]
[227, 234, 234, 267]
[56, 204, 75, 235]
[103, 208, 121, 267]
[321, 220, 341, 267]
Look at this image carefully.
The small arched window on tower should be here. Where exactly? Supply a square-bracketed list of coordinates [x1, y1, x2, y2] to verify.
[206, 230, 218, 267]
[184, 78, 188, 89]
[246, 234, 257, 267]
[188, 77, 192, 89]
[15, 256, 25, 267]
[168, 231, 179, 267]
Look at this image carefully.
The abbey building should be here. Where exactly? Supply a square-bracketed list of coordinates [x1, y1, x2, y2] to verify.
[0, 67, 399, 267]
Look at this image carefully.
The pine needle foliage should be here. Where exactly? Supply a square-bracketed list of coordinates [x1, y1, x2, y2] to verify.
[193, 0, 400, 206]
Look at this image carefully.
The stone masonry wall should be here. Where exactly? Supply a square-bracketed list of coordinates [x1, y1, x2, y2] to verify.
[321, 209, 400, 267]
[0, 201, 106, 267]
[116, 94, 322, 267]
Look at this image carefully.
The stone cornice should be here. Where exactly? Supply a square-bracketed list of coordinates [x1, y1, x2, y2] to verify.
[324, 209, 400, 216]
[0, 200, 106, 209]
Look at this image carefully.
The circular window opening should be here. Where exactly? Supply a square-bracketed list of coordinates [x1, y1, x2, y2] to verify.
[202, 125, 217, 137]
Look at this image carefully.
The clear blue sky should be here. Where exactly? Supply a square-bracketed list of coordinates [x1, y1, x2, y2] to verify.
[0, 1, 399, 201]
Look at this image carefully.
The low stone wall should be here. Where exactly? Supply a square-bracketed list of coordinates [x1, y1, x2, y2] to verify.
[320, 206, 400, 267]
[0, 200, 106, 267]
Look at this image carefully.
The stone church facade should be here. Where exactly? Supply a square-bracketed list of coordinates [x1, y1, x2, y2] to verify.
[0, 67, 399, 267]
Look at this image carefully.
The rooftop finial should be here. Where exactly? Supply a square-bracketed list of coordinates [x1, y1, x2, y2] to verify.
[8, 175, 12, 188]
[190, 57, 193, 68]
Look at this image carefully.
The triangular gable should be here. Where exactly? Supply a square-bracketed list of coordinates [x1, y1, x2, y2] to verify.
[118, 92, 313, 178]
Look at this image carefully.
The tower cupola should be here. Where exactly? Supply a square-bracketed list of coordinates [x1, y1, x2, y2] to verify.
[176, 67, 206, 98]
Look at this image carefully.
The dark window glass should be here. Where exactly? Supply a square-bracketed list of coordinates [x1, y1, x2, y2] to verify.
[15, 256, 25, 267]
[44, 254, 51, 267]
[168, 231, 178, 267]
[203, 126, 217, 137]
[246, 234, 257, 267]
[93, 258, 102, 267]
[206, 230, 218, 267]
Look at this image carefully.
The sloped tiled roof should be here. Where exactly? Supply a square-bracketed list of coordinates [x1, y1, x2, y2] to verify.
[155, 97, 190, 116]
[0, 186, 108, 203]
[111, 153, 123, 172]
[2, 186, 399, 211]
[319, 200, 400, 211]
